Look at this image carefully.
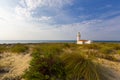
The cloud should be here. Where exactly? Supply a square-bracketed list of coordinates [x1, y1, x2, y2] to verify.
[100, 11, 120, 19]
[0, 7, 15, 24]
[20, 0, 73, 10]
[15, 5, 31, 19]
[100, 4, 112, 9]
[1, 16, 103, 40]
[0, 17, 4, 20]
[54, 15, 120, 40]
[0, 17, 5, 22]
[78, 15, 90, 19]
[38, 16, 51, 21]
[7, 15, 119, 40]
[15, 0, 73, 21]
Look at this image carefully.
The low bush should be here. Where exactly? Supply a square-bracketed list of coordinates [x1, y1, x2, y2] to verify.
[60, 52, 114, 80]
[117, 50, 120, 54]
[0, 45, 7, 53]
[33, 44, 63, 55]
[83, 44, 100, 50]
[103, 55, 118, 61]
[100, 46, 114, 54]
[9, 44, 29, 53]
[63, 43, 70, 48]
[23, 51, 66, 80]
[61, 53, 99, 80]
[112, 44, 120, 50]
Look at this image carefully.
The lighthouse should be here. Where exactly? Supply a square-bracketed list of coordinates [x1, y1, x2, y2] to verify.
[77, 32, 92, 44]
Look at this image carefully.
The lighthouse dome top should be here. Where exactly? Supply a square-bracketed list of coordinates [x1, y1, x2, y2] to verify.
[77, 32, 80, 35]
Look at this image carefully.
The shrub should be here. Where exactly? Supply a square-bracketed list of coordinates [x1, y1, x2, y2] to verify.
[63, 43, 70, 48]
[83, 44, 100, 50]
[23, 48, 66, 80]
[61, 52, 115, 80]
[33, 44, 63, 55]
[9, 44, 28, 53]
[61, 53, 100, 80]
[0, 45, 7, 53]
[112, 44, 120, 50]
[103, 55, 118, 61]
[117, 50, 120, 54]
[100, 46, 114, 54]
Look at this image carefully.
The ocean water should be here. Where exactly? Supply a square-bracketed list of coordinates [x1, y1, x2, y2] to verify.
[93, 40, 120, 43]
[0, 40, 76, 44]
[0, 40, 120, 44]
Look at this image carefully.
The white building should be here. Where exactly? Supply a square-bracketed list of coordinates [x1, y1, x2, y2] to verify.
[77, 32, 91, 44]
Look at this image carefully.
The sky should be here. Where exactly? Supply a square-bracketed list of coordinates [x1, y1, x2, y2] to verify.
[0, 0, 120, 40]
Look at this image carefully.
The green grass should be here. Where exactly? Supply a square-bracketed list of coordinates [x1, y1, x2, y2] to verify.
[100, 46, 114, 54]
[117, 50, 120, 54]
[9, 44, 29, 53]
[0, 45, 7, 53]
[61, 53, 99, 80]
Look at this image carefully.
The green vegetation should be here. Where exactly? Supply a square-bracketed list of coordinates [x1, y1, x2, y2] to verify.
[0, 43, 120, 80]
[23, 43, 120, 80]
[61, 53, 99, 80]
[0, 45, 7, 53]
[23, 44, 66, 80]
[9, 44, 29, 53]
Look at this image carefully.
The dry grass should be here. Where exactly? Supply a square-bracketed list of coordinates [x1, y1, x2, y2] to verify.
[0, 52, 31, 80]
[95, 57, 120, 80]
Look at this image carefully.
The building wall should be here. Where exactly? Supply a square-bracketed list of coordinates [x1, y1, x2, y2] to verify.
[85, 40, 91, 44]
[77, 41, 83, 44]
[77, 40, 91, 44]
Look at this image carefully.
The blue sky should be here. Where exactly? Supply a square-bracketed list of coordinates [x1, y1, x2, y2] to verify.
[0, 0, 120, 40]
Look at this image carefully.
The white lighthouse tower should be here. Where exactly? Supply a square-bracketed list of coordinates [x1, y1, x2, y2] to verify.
[77, 32, 81, 41]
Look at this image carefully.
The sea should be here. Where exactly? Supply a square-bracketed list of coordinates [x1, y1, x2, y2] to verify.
[0, 40, 120, 44]
[0, 40, 76, 44]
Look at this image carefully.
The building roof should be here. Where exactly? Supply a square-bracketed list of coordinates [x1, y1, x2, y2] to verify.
[78, 40, 89, 42]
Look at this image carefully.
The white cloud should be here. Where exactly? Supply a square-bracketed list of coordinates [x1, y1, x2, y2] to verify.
[79, 15, 89, 19]
[100, 4, 112, 9]
[54, 16, 120, 40]
[38, 16, 51, 21]
[100, 11, 120, 19]
[80, 20, 102, 25]
[20, 0, 73, 10]
[1, 14, 120, 40]
[15, 5, 31, 19]
[0, 17, 5, 23]
[15, 0, 73, 20]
